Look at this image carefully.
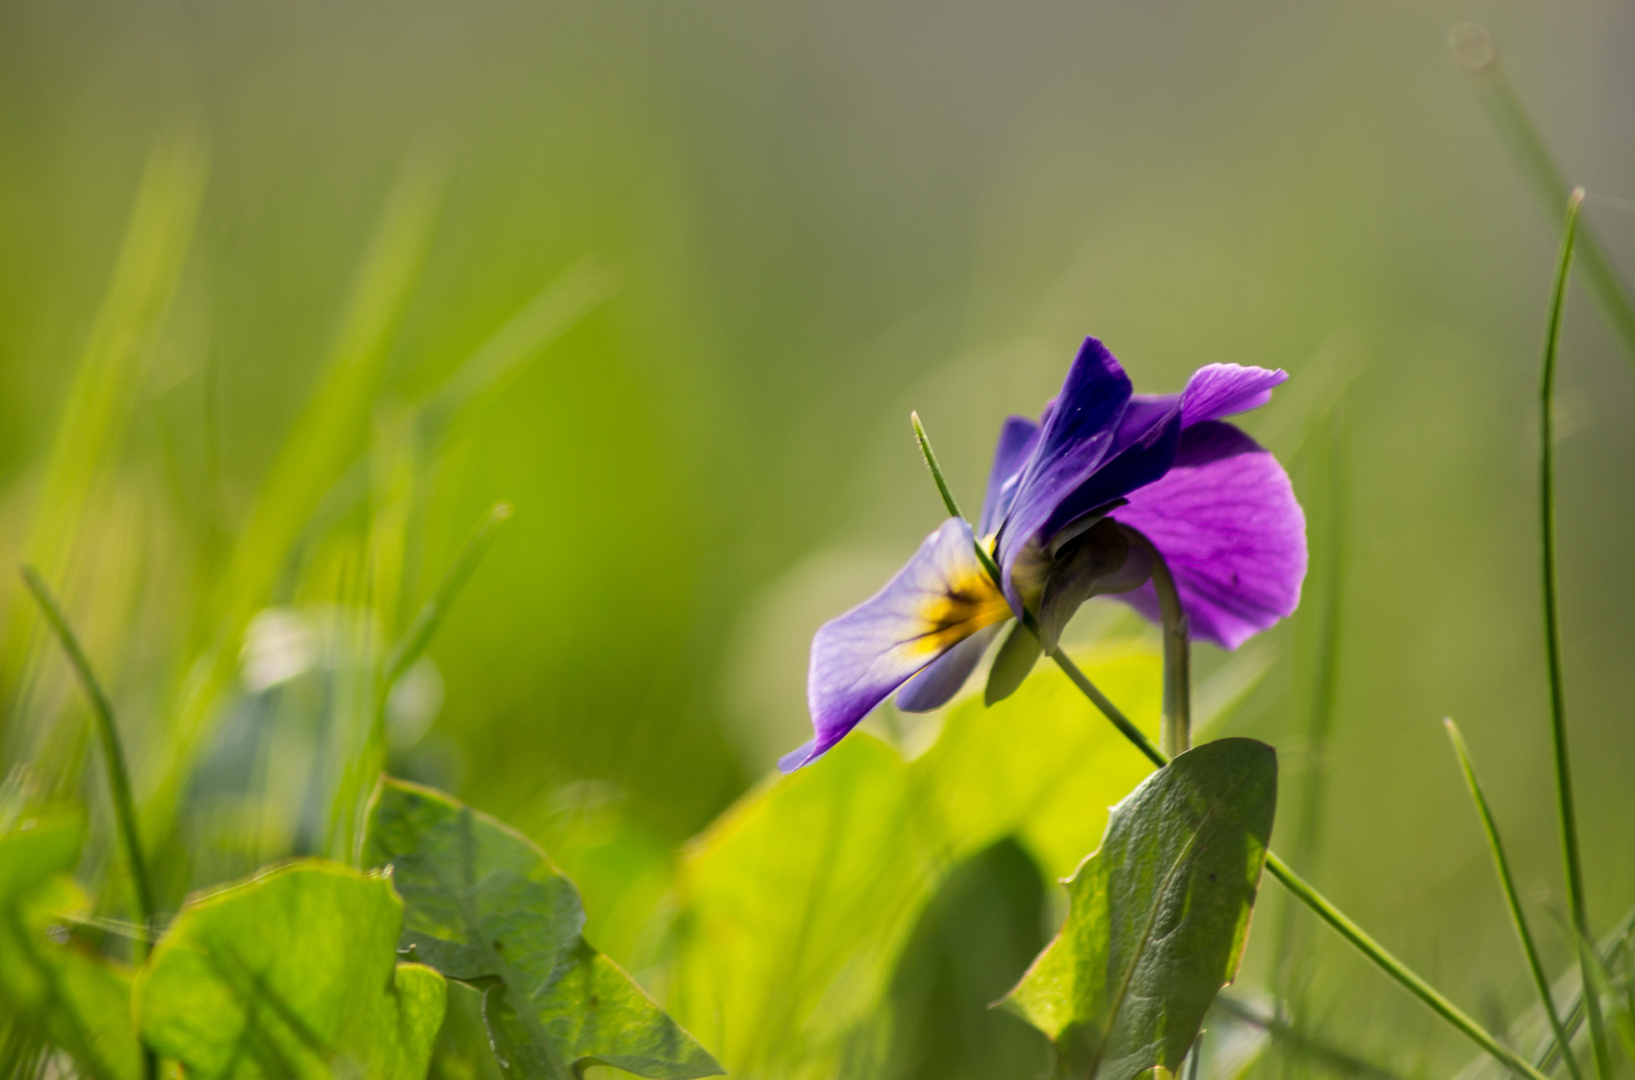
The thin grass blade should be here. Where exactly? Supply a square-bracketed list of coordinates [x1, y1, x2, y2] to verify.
[1445, 718, 1583, 1080]
[1450, 24, 1635, 371]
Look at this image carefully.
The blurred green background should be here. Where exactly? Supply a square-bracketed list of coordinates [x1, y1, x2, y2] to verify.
[3, 0, 1635, 1074]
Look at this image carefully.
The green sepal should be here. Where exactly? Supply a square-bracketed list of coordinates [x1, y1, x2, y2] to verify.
[985, 621, 1044, 705]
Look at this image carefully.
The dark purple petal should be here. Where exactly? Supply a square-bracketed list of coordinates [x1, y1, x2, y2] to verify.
[895, 622, 1005, 712]
[1035, 396, 1181, 550]
[1180, 364, 1287, 427]
[1108, 421, 1306, 650]
[997, 338, 1132, 610]
[783, 518, 1011, 772]
[977, 416, 1041, 538]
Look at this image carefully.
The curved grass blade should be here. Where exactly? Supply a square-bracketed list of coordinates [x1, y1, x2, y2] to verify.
[1534, 189, 1611, 1080]
[1445, 719, 1582, 1080]
[1450, 25, 1635, 371]
[148, 151, 445, 854]
[1, 129, 206, 756]
[19, 567, 153, 958]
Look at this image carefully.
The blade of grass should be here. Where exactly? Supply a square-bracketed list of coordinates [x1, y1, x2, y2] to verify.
[335, 500, 513, 865]
[18, 567, 154, 955]
[1450, 24, 1635, 371]
[147, 151, 445, 850]
[909, 412, 1549, 1080]
[283, 257, 617, 566]
[1445, 718, 1583, 1080]
[380, 500, 514, 695]
[1536, 188, 1610, 1080]
[1531, 907, 1635, 1075]
[419, 257, 619, 431]
[1, 130, 207, 754]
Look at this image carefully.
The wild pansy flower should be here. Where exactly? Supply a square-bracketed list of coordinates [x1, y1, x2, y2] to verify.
[781, 336, 1306, 772]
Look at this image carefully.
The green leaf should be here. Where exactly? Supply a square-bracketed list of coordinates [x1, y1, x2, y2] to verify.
[1003, 737, 1277, 1080]
[0, 809, 144, 1080]
[134, 860, 447, 1080]
[362, 778, 721, 1080]
[669, 642, 1162, 1076]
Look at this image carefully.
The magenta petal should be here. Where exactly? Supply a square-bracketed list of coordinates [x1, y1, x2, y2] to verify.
[783, 518, 1010, 771]
[1109, 421, 1306, 650]
[1180, 364, 1288, 427]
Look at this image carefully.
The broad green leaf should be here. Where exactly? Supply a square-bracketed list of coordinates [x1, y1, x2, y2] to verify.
[1003, 738, 1277, 1080]
[0, 810, 143, 1080]
[362, 779, 721, 1080]
[134, 860, 447, 1080]
[883, 838, 1052, 1080]
[669, 642, 1162, 1077]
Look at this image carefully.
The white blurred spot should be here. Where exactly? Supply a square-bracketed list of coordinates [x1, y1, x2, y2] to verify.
[387, 656, 445, 749]
[240, 608, 318, 692]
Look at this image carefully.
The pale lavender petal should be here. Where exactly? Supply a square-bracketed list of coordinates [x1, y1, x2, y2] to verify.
[1180, 364, 1287, 427]
[782, 518, 1011, 771]
[895, 622, 1006, 712]
[977, 417, 1041, 538]
[997, 338, 1131, 611]
[1108, 421, 1306, 650]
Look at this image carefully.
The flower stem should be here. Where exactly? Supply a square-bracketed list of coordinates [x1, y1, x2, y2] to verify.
[20, 567, 155, 955]
[1444, 718, 1584, 1080]
[1126, 528, 1190, 756]
[906, 410, 1548, 1080]
[1262, 853, 1548, 1080]
[1538, 187, 1610, 1080]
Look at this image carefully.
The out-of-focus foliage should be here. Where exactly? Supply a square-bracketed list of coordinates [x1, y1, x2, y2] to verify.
[0, 809, 142, 1080]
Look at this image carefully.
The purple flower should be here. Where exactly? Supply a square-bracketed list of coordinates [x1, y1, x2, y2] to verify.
[780, 337, 1307, 772]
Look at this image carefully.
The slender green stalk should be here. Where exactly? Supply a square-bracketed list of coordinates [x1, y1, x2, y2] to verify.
[19, 566, 154, 956]
[22, 557, 164, 1080]
[1445, 718, 1583, 1080]
[1537, 188, 1610, 1080]
[379, 501, 515, 697]
[1451, 26, 1635, 370]
[1139, 535, 1190, 756]
[908, 411, 1007, 589]
[1534, 906, 1635, 1074]
[1045, 645, 1166, 768]
[1263, 854, 1548, 1080]
[905, 411, 1553, 1080]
